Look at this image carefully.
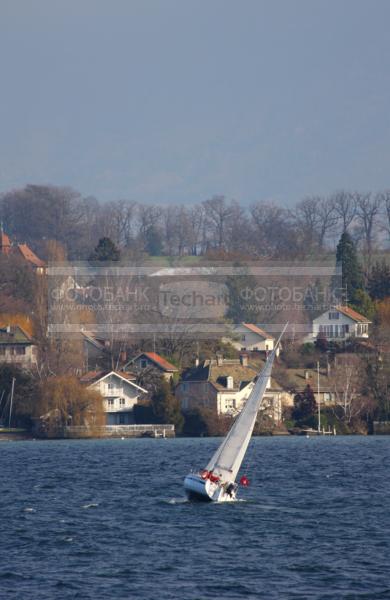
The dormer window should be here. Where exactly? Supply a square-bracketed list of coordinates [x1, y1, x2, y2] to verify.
[328, 312, 339, 320]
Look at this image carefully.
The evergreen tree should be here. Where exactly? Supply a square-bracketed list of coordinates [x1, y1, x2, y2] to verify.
[292, 384, 317, 423]
[0, 364, 38, 428]
[335, 232, 364, 305]
[304, 278, 325, 319]
[89, 237, 120, 262]
[368, 261, 390, 301]
[350, 289, 375, 320]
[151, 379, 184, 432]
[145, 226, 163, 256]
[225, 265, 259, 323]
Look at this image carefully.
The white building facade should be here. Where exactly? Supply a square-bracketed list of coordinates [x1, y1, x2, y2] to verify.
[310, 306, 370, 342]
[85, 371, 147, 425]
[229, 323, 275, 352]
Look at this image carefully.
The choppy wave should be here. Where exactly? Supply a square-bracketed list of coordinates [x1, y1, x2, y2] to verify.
[0, 436, 389, 599]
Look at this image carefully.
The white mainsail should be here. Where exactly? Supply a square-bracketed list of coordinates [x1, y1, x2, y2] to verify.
[205, 329, 284, 484]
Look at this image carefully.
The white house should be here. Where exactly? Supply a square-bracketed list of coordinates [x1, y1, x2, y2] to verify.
[228, 323, 275, 353]
[309, 305, 371, 342]
[80, 370, 147, 425]
[176, 354, 282, 423]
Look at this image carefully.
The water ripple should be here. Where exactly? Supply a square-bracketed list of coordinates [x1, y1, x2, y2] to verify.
[0, 436, 389, 599]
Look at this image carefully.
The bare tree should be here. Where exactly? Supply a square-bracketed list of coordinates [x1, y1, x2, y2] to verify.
[250, 202, 288, 257]
[331, 190, 356, 233]
[203, 196, 235, 250]
[376, 190, 390, 241]
[175, 206, 192, 256]
[294, 196, 322, 251]
[331, 356, 371, 424]
[109, 200, 137, 246]
[251, 201, 301, 258]
[354, 192, 382, 259]
[187, 205, 206, 255]
[225, 201, 250, 254]
[317, 197, 338, 249]
[1, 184, 84, 258]
[162, 206, 181, 256]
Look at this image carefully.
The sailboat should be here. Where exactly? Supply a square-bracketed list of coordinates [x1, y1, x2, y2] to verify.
[184, 325, 287, 502]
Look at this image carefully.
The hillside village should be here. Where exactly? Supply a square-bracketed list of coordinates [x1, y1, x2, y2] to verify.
[0, 188, 389, 438]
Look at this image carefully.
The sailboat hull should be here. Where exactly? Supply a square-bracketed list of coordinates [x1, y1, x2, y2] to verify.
[184, 474, 236, 502]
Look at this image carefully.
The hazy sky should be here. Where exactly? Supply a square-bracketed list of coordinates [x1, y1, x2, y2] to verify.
[1, 0, 390, 205]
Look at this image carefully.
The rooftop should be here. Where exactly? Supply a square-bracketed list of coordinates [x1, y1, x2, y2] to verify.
[241, 323, 274, 339]
[335, 305, 371, 323]
[273, 367, 331, 391]
[133, 352, 178, 372]
[0, 325, 34, 345]
[80, 370, 137, 385]
[180, 356, 281, 391]
[0, 227, 45, 268]
[0, 230, 12, 255]
[15, 244, 46, 268]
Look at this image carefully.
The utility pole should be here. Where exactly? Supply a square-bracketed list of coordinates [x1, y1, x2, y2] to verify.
[8, 377, 15, 429]
[317, 361, 321, 434]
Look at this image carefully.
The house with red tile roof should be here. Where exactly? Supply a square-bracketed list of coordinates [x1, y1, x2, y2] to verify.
[125, 352, 179, 382]
[0, 226, 45, 273]
[80, 370, 147, 425]
[14, 244, 45, 270]
[0, 229, 12, 256]
[309, 305, 371, 342]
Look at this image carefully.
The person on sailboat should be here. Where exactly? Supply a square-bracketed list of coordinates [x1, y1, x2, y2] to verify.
[225, 483, 236, 497]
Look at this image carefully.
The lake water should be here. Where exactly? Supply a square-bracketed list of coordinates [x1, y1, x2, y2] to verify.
[0, 436, 389, 599]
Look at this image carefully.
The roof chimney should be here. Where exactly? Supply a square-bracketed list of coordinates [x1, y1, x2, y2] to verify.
[195, 357, 199, 367]
[226, 376, 234, 389]
[305, 370, 310, 380]
[216, 353, 223, 366]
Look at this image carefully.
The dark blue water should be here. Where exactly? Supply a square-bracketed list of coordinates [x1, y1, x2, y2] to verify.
[0, 436, 389, 599]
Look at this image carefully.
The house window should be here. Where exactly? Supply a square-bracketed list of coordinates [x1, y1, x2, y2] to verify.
[140, 359, 147, 369]
[0, 347, 5, 355]
[120, 398, 125, 406]
[16, 347, 26, 355]
[225, 398, 235, 410]
[108, 382, 114, 390]
[241, 335, 246, 341]
[328, 312, 339, 320]
[107, 399, 115, 406]
[119, 414, 125, 424]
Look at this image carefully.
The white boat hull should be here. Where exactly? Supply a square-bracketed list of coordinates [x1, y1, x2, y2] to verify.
[184, 474, 236, 502]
